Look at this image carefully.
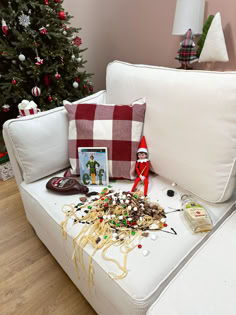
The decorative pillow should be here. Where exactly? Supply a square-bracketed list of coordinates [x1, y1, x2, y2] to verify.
[64, 101, 146, 179]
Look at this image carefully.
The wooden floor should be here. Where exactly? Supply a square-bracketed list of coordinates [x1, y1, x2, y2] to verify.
[0, 178, 97, 315]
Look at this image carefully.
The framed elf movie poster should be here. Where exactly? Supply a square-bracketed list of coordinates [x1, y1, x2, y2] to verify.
[78, 147, 109, 187]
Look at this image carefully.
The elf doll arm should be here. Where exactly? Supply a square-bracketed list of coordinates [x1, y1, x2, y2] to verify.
[136, 162, 141, 176]
[143, 161, 149, 177]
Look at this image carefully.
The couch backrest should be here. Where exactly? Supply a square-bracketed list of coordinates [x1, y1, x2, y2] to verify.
[106, 60, 236, 203]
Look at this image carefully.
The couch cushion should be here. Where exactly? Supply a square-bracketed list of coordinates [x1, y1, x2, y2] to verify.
[3, 91, 106, 184]
[20, 173, 236, 315]
[147, 210, 236, 315]
[106, 61, 236, 203]
[64, 100, 146, 179]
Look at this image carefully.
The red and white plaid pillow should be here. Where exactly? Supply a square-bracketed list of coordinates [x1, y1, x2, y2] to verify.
[64, 102, 146, 180]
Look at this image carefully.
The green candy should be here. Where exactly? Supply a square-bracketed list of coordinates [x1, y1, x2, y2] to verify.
[131, 231, 135, 235]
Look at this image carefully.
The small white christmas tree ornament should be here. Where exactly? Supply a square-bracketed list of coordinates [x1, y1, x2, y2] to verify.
[199, 12, 229, 63]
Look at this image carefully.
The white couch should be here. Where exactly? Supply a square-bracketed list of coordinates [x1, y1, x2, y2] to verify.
[3, 61, 236, 315]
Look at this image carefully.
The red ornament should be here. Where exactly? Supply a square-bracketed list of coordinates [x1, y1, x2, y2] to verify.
[12, 79, 16, 85]
[2, 19, 8, 35]
[73, 36, 82, 47]
[35, 57, 44, 66]
[58, 11, 66, 20]
[83, 85, 87, 89]
[55, 0, 61, 2]
[2, 104, 10, 112]
[48, 96, 52, 101]
[40, 27, 47, 35]
[65, 27, 69, 31]
[2, 26, 8, 36]
[89, 86, 94, 92]
[76, 77, 80, 82]
[55, 73, 61, 80]
[45, 0, 49, 4]
[34, 42, 38, 47]
[32, 86, 41, 97]
[44, 75, 50, 87]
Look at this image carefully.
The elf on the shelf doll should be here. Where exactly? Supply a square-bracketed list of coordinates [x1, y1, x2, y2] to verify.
[131, 136, 149, 196]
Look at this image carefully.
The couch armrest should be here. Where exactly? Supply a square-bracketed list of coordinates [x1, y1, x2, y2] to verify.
[3, 90, 107, 187]
[3, 128, 23, 186]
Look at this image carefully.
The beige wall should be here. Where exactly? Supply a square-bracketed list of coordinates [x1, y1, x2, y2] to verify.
[63, 0, 236, 91]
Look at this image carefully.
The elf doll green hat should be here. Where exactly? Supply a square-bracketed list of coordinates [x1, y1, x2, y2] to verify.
[137, 136, 148, 155]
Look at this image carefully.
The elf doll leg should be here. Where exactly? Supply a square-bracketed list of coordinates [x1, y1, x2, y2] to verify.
[131, 177, 141, 192]
[144, 177, 149, 196]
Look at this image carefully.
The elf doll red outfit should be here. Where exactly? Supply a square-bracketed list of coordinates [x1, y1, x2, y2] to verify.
[131, 136, 149, 196]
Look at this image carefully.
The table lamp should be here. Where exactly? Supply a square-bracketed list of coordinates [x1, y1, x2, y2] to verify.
[172, 0, 205, 69]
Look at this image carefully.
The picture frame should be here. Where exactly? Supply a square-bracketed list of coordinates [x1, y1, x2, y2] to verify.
[78, 147, 109, 187]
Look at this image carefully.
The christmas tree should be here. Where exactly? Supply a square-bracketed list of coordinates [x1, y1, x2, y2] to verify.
[175, 29, 198, 70]
[0, 0, 93, 125]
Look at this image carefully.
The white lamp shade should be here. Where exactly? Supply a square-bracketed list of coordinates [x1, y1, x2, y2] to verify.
[172, 0, 205, 35]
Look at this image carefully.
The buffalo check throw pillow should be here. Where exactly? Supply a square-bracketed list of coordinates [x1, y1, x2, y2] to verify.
[64, 102, 146, 180]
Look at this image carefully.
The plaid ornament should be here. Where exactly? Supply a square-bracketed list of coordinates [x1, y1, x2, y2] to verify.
[64, 102, 146, 180]
[175, 29, 198, 65]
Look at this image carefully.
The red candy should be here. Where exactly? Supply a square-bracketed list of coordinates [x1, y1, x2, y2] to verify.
[138, 244, 142, 249]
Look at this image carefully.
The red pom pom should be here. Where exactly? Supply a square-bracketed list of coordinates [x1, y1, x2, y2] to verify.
[12, 79, 16, 85]
[55, 0, 61, 2]
[89, 86, 94, 92]
[48, 96, 52, 101]
[83, 85, 87, 89]
[45, 0, 49, 4]
[58, 11, 66, 20]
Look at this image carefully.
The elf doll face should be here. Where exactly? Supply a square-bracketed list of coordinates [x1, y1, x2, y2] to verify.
[138, 152, 147, 160]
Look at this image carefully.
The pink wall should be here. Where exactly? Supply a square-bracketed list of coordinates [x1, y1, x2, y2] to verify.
[63, 0, 236, 91]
